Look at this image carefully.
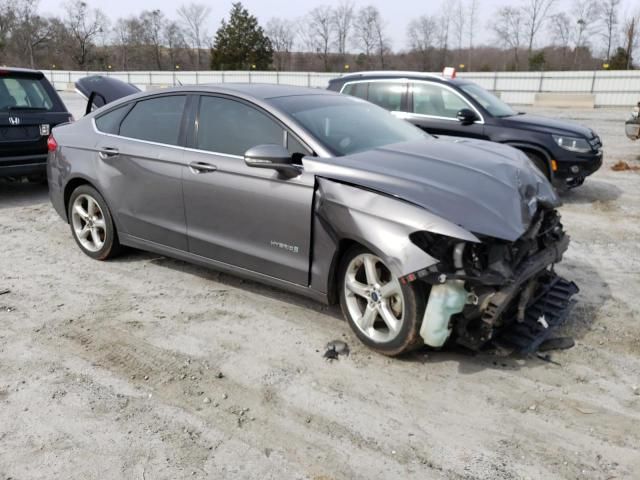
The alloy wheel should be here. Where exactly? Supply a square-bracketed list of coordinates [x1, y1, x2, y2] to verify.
[343, 253, 405, 343]
[71, 193, 107, 252]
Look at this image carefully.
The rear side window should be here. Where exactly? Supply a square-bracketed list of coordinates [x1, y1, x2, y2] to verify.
[367, 82, 405, 111]
[119, 95, 186, 145]
[341, 82, 368, 100]
[196, 96, 284, 156]
[0, 76, 54, 111]
[95, 104, 131, 134]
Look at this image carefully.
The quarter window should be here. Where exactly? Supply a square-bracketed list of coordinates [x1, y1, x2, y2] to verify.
[411, 82, 470, 119]
[196, 96, 284, 156]
[119, 95, 186, 145]
[95, 104, 131, 134]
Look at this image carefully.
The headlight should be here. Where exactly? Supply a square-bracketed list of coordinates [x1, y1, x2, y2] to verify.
[552, 135, 591, 153]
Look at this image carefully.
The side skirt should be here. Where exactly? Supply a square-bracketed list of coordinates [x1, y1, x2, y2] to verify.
[119, 233, 329, 305]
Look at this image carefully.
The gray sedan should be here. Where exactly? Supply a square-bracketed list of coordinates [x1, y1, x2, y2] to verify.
[48, 81, 578, 356]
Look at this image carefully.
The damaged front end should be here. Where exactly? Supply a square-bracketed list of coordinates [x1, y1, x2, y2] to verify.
[407, 209, 579, 353]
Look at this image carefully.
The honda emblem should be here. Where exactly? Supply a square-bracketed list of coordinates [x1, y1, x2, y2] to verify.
[8, 116, 20, 126]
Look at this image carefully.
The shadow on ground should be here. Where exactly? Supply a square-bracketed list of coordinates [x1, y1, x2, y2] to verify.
[0, 180, 48, 210]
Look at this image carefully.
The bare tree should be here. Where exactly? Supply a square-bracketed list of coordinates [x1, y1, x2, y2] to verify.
[266, 18, 296, 70]
[0, 0, 15, 58]
[303, 5, 333, 71]
[436, 5, 452, 68]
[572, 0, 599, 68]
[467, 0, 479, 69]
[353, 6, 387, 68]
[332, 0, 354, 56]
[164, 20, 186, 69]
[407, 15, 437, 70]
[550, 12, 572, 65]
[13, 0, 51, 68]
[141, 10, 166, 70]
[493, 6, 524, 69]
[600, 0, 621, 60]
[452, 0, 466, 51]
[522, 0, 556, 55]
[623, 13, 639, 69]
[64, 0, 108, 68]
[177, 2, 211, 70]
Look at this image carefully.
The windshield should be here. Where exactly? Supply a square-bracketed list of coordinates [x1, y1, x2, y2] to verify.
[271, 94, 429, 156]
[0, 76, 54, 111]
[459, 82, 516, 117]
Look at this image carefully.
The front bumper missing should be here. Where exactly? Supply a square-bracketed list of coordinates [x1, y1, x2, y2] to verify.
[492, 275, 579, 354]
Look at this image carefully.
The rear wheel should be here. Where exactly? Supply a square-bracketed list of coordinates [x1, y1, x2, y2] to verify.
[338, 246, 426, 356]
[523, 151, 550, 179]
[68, 185, 121, 260]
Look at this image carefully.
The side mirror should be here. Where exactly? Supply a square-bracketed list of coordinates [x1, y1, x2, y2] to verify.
[244, 144, 300, 177]
[456, 108, 478, 125]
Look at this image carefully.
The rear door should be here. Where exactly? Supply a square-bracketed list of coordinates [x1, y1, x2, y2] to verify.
[341, 80, 409, 117]
[405, 81, 487, 139]
[181, 94, 315, 285]
[0, 71, 70, 163]
[93, 94, 190, 250]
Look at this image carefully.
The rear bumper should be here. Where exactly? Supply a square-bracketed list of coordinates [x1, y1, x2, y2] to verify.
[0, 154, 47, 178]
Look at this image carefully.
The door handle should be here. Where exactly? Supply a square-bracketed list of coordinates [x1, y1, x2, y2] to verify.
[189, 161, 217, 174]
[98, 147, 119, 159]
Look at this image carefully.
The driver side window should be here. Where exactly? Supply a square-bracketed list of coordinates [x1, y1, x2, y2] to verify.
[196, 96, 285, 156]
[411, 82, 470, 119]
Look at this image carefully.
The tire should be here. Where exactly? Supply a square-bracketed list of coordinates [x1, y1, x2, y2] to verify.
[337, 245, 426, 356]
[523, 151, 550, 180]
[67, 185, 121, 260]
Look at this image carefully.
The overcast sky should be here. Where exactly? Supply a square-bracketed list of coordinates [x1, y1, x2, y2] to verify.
[38, 0, 639, 52]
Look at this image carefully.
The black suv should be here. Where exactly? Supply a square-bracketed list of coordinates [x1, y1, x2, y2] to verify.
[328, 72, 603, 189]
[0, 67, 72, 180]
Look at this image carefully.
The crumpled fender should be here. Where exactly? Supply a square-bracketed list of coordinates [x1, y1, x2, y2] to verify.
[309, 178, 479, 296]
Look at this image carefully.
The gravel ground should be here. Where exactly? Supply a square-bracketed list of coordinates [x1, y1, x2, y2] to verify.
[1, 94, 639, 479]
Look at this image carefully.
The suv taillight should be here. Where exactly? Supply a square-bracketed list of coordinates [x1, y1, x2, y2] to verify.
[47, 134, 58, 152]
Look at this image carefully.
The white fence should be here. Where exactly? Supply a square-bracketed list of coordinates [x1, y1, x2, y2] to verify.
[44, 69, 640, 107]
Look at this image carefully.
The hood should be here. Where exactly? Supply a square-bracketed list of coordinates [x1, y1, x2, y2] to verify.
[303, 138, 559, 242]
[500, 113, 595, 138]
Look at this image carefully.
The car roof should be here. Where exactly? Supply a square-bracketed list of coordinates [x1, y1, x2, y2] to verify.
[0, 66, 45, 76]
[329, 71, 471, 86]
[148, 83, 340, 101]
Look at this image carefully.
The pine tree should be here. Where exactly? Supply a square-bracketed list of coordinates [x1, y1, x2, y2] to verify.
[211, 3, 273, 70]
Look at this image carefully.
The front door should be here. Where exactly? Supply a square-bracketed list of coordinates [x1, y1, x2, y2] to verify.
[405, 81, 486, 139]
[182, 95, 314, 285]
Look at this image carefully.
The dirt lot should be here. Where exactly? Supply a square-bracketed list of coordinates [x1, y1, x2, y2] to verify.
[1, 96, 639, 479]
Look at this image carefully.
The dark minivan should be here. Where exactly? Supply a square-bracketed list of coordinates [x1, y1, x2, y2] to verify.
[328, 71, 603, 189]
[0, 67, 72, 180]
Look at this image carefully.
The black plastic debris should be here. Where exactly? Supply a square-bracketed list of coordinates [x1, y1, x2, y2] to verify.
[0, 289, 10, 296]
[323, 340, 350, 361]
[493, 276, 579, 354]
[538, 337, 575, 352]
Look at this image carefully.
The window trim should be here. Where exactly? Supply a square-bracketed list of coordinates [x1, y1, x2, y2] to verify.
[340, 78, 485, 124]
[189, 93, 313, 158]
[93, 93, 190, 148]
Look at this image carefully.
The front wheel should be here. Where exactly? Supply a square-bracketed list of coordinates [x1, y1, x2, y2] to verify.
[67, 185, 121, 260]
[524, 151, 551, 180]
[338, 246, 426, 356]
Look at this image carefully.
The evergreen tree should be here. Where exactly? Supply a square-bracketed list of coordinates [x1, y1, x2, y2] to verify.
[211, 3, 273, 70]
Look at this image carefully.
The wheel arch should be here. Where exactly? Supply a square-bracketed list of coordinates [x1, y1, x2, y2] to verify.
[63, 177, 96, 221]
[503, 141, 553, 179]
